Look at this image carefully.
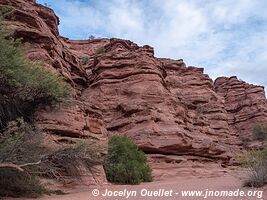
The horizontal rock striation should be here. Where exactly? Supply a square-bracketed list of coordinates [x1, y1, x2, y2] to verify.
[1, 0, 267, 176]
[215, 76, 267, 140]
[81, 40, 240, 162]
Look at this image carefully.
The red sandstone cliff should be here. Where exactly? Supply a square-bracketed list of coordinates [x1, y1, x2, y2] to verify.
[215, 76, 267, 141]
[1, 0, 267, 182]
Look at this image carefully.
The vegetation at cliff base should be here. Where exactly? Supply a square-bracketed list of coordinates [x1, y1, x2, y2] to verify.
[0, 119, 46, 197]
[240, 123, 267, 187]
[0, 169, 45, 198]
[240, 147, 267, 187]
[0, 119, 101, 197]
[104, 135, 152, 185]
[0, 18, 99, 197]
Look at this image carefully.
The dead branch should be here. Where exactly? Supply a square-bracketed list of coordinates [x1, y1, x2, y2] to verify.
[0, 163, 24, 172]
[0, 160, 41, 172]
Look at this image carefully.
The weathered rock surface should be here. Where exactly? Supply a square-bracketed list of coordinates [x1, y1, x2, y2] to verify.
[81, 39, 239, 162]
[215, 76, 267, 140]
[1, 0, 267, 181]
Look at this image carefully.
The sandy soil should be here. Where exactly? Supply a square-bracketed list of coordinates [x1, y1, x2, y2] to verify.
[24, 174, 266, 200]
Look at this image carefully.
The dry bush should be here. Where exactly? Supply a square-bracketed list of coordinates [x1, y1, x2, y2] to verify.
[0, 119, 44, 165]
[0, 119, 101, 197]
[0, 168, 45, 198]
[0, 119, 46, 197]
[240, 147, 267, 187]
[39, 142, 101, 181]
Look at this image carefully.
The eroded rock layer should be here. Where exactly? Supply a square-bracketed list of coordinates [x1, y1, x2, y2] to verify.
[215, 76, 267, 140]
[1, 0, 267, 178]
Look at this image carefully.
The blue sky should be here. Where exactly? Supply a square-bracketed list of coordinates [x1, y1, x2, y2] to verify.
[37, 0, 267, 91]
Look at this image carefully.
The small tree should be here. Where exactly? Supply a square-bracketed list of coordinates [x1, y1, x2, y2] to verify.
[0, 16, 69, 103]
[0, 17, 70, 127]
[88, 35, 96, 40]
[104, 135, 152, 185]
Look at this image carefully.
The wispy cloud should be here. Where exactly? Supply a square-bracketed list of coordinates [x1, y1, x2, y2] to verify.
[37, 0, 267, 91]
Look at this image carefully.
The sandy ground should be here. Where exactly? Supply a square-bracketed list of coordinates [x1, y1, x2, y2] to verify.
[20, 174, 265, 200]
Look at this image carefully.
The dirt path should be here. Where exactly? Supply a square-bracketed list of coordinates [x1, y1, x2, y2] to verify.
[34, 175, 266, 200]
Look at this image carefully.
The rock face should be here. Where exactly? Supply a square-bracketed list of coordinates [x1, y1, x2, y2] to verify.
[81, 40, 239, 162]
[1, 0, 267, 180]
[215, 76, 267, 140]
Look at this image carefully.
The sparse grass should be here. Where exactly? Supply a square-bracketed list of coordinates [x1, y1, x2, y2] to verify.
[104, 135, 152, 185]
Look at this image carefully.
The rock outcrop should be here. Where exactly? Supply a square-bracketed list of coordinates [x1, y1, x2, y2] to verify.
[215, 76, 267, 140]
[81, 40, 239, 162]
[1, 0, 267, 181]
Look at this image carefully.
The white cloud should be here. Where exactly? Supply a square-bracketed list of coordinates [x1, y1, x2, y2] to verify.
[107, 0, 144, 35]
[37, 0, 267, 93]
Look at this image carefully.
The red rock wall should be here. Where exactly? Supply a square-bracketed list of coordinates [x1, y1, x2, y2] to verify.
[81, 39, 240, 162]
[1, 0, 267, 166]
[215, 76, 267, 140]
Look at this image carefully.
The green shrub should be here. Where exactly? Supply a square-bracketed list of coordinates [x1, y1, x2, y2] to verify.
[0, 26, 69, 103]
[240, 147, 267, 187]
[104, 135, 152, 185]
[253, 124, 267, 141]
